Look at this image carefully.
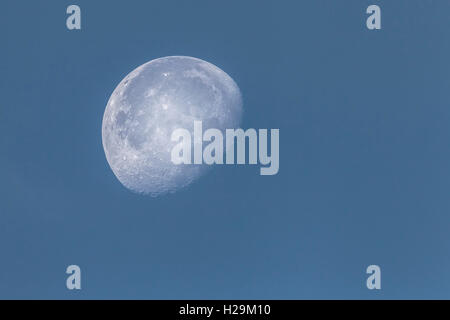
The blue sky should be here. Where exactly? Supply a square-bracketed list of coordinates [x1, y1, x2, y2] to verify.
[1, 0, 450, 299]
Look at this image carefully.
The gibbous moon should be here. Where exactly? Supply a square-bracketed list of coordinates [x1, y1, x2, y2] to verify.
[102, 56, 243, 196]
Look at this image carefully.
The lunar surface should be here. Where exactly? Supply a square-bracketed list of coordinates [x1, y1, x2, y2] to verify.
[102, 56, 243, 196]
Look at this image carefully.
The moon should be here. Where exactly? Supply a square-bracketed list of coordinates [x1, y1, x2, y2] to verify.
[102, 56, 243, 196]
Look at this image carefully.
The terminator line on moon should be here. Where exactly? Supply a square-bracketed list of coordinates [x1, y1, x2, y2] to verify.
[102, 56, 243, 196]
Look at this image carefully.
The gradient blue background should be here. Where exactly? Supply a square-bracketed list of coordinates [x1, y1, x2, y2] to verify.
[1, 0, 450, 299]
